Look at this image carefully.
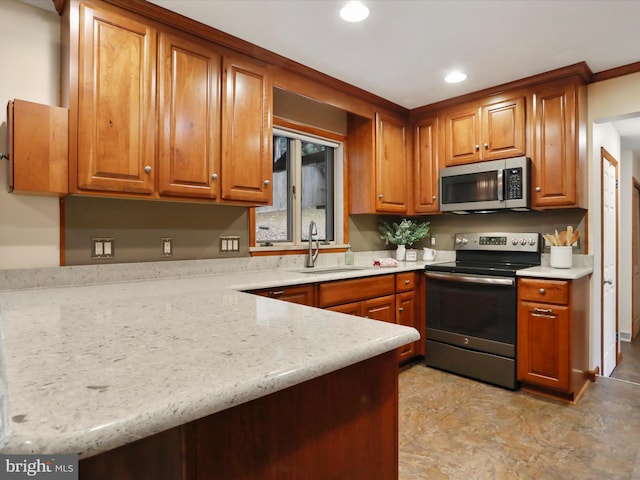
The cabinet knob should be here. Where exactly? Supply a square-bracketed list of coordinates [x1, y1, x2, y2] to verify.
[432, 195, 437, 200]
[535, 186, 541, 192]
[211, 173, 218, 180]
[539, 288, 545, 294]
[144, 165, 152, 173]
[475, 145, 480, 151]
[484, 143, 489, 149]
[378, 193, 383, 199]
[405, 279, 410, 285]
[398, 307, 404, 312]
[263, 179, 270, 185]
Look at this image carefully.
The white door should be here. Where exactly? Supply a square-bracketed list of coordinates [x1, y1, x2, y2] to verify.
[601, 148, 619, 377]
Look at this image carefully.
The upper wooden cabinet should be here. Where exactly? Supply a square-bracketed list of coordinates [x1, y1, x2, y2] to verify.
[157, 30, 221, 199]
[442, 95, 525, 166]
[67, 1, 272, 205]
[347, 112, 408, 214]
[221, 55, 273, 204]
[412, 116, 439, 213]
[75, 3, 157, 195]
[531, 77, 587, 209]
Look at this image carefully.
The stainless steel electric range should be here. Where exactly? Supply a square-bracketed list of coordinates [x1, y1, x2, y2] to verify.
[424, 232, 542, 389]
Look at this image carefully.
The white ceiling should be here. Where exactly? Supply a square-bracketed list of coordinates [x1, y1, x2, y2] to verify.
[22, 0, 640, 150]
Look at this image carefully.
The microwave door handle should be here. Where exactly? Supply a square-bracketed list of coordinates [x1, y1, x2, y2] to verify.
[497, 169, 504, 202]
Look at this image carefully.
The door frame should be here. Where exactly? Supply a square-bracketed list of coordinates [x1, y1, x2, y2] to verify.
[600, 147, 620, 372]
[633, 179, 640, 340]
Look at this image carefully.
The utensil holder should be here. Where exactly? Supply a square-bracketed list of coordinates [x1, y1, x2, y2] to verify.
[550, 246, 573, 269]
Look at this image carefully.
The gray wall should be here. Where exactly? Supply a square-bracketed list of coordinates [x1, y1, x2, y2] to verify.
[64, 196, 248, 265]
[362, 209, 587, 253]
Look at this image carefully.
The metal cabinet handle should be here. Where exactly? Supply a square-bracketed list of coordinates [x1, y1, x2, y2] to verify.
[539, 288, 545, 294]
[144, 165, 152, 173]
[269, 290, 285, 296]
[535, 186, 542, 192]
[533, 307, 554, 314]
[404, 279, 410, 285]
[211, 173, 218, 180]
[378, 193, 383, 199]
[398, 307, 404, 312]
[263, 179, 270, 185]
[475, 145, 480, 151]
[432, 195, 437, 200]
[484, 143, 489, 149]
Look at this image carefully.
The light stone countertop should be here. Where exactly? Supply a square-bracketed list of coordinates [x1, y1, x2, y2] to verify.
[517, 253, 594, 280]
[0, 252, 427, 458]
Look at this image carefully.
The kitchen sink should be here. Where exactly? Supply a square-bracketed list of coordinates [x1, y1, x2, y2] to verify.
[293, 266, 368, 274]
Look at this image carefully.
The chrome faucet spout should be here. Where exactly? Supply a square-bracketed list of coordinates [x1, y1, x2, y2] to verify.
[306, 220, 320, 267]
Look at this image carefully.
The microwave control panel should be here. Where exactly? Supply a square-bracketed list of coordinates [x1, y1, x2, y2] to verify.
[505, 167, 523, 200]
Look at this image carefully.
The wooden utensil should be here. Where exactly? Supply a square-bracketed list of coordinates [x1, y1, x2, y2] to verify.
[570, 230, 580, 246]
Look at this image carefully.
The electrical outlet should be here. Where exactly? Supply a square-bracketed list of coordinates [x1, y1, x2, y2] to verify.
[162, 238, 173, 256]
[91, 237, 115, 258]
[220, 236, 240, 253]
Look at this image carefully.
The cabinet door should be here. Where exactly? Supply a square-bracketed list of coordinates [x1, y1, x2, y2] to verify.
[221, 55, 272, 204]
[77, 4, 156, 194]
[375, 113, 408, 212]
[413, 117, 440, 213]
[158, 32, 221, 198]
[328, 301, 363, 316]
[481, 96, 525, 161]
[532, 81, 577, 207]
[443, 104, 481, 166]
[396, 291, 417, 362]
[7, 99, 68, 196]
[363, 295, 396, 323]
[517, 301, 570, 391]
[249, 285, 315, 306]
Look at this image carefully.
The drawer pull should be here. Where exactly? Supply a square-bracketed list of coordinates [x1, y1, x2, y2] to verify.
[398, 307, 404, 312]
[539, 288, 545, 294]
[404, 279, 411, 285]
[533, 307, 553, 315]
[269, 290, 285, 296]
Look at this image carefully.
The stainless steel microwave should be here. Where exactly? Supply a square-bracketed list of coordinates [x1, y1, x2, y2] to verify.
[439, 157, 531, 213]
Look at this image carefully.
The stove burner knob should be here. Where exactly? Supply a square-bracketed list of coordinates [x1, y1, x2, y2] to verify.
[462, 238, 468, 246]
[511, 238, 518, 245]
[455, 237, 462, 245]
[520, 238, 527, 245]
[529, 238, 536, 246]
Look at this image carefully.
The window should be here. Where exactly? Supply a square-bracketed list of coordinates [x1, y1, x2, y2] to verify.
[254, 127, 344, 249]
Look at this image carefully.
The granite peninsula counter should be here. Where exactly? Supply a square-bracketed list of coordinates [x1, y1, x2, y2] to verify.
[0, 258, 421, 476]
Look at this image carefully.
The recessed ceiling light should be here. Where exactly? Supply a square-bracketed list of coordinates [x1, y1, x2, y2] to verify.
[445, 71, 467, 83]
[340, 1, 369, 22]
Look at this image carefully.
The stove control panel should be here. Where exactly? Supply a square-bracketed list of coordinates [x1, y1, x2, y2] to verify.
[454, 232, 541, 252]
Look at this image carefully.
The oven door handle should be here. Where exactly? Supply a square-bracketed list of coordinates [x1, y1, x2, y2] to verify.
[425, 271, 515, 287]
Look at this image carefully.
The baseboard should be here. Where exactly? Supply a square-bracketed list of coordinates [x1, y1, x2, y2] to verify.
[620, 331, 632, 342]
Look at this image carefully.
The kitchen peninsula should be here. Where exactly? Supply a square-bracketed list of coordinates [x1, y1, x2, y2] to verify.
[0, 258, 420, 479]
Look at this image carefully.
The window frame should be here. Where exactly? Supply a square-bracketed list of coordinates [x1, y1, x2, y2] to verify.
[250, 118, 348, 255]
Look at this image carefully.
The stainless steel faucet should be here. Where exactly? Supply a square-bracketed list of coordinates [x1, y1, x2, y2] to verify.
[306, 220, 320, 267]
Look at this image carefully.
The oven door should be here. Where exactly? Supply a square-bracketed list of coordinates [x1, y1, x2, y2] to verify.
[425, 271, 517, 358]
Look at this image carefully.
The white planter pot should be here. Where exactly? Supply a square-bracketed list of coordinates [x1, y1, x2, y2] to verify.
[550, 246, 573, 269]
[395, 245, 406, 261]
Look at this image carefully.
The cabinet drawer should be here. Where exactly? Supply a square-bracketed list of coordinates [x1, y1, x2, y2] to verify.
[395, 272, 416, 292]
[318, 275, 395, 308]
[518, 278, 569, 305]
[247, 284, 315, 306]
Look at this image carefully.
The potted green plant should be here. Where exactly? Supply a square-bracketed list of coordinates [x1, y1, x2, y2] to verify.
[378, 219, 430, 261]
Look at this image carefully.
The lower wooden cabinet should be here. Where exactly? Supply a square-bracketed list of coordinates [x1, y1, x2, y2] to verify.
[247, 272, 423, 364]
[517, 276, 590, 401]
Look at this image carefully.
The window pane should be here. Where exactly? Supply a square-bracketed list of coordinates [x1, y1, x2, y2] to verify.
[255, 136, 292, 243]
[301, 141, 334, 241]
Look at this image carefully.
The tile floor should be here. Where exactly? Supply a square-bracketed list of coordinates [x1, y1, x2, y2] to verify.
[611, 338, 640, 384]
[398, 360, 640, 479]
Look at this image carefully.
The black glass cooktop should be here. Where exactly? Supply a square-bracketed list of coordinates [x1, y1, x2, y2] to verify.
[425, 260, 538, 277]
